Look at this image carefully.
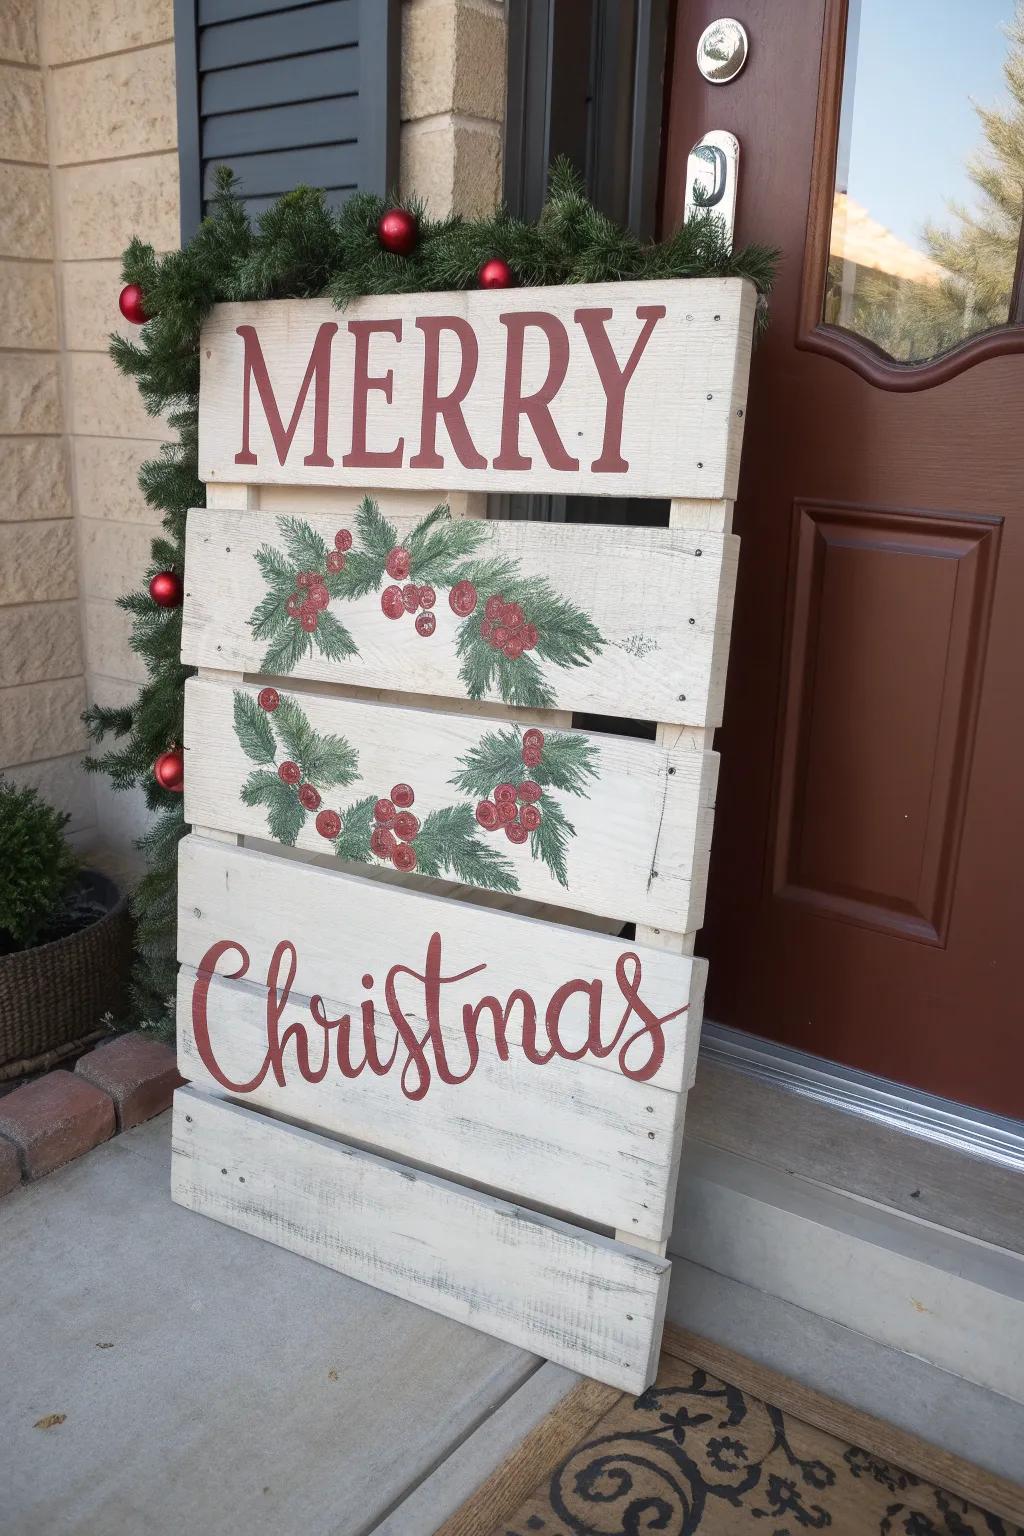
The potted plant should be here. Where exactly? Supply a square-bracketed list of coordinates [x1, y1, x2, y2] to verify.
[0, 780, 131, 1079]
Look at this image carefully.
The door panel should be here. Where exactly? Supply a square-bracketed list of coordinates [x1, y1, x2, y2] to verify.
[661, 0, 1024, 1114]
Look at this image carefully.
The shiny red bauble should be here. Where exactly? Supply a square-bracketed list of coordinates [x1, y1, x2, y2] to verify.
[478, 257, 514, 289]
[153, 747, 184, 793]
[377, 208, 418, 256]
[148, 570, 183, 608]
[119, 283, 149, 325]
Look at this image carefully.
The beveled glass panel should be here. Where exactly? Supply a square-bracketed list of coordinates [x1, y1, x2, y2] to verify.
[825, 0, 1024, 363]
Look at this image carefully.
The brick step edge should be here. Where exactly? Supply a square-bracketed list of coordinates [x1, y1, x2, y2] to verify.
[0, 1034, 182, 1191]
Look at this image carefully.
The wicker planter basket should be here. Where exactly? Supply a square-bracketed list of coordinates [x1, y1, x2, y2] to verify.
[0, 871, 132, 1080]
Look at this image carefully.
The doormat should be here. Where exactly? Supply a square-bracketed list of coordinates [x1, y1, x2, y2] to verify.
[438, 1326, 1024, 1536]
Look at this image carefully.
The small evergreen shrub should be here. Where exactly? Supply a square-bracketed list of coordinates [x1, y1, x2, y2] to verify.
[0, 780, 80, 952]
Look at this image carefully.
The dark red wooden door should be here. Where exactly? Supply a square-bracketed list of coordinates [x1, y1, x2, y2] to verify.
[662, 0, 1024, 1115]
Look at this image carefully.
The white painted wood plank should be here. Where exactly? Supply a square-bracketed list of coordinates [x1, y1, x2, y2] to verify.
[177, 967, 684, 1241]
[198, 280, 755, 501]
[177, 835, 705, 1097]
[172, 1085, 671, 1392]
[183, 676, 719, 932]
[180, 508, 738, 727]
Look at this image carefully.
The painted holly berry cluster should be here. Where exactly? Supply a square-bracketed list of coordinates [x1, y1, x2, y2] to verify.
[232, 690, 599, 892]
[247, 498, 605, 710]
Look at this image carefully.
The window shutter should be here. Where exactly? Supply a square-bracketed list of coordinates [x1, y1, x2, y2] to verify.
[174, 0, 400, 239]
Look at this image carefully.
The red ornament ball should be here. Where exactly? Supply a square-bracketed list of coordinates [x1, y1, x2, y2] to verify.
[308, 583, 330, 611]
[374, 797, 397, 824]
[334, 528, 353, 552]
[415, 611, 436, 637]
[523, 728, 545, 752]
[478, 257, 514, 290]
[377, 207, 418, 256]
[119, 283, 149, 325]
[518, 779, 542, 802]
[494, 783, 517, 805]
[285, 592, 303, 617]
[475, 799, 498, 830]
[326, 550, 346, 574]
[148, 570, 183, 608]
[506, 822, 529, 844]
[418, 585, 436, 609]
[522, 743, 543, 769]
[298, 783, 321, 811]
[402, 583, 420, 613]
[519, 804, 542, 832]
[315, 809, 341, 839]
[258, 687, 280, 712]
[278, 760, 301, 785]
[496, 800, 517, 826]
[392, 842, 417, 872]
[153, 747, 184, 793]
[391, 783, 415, 809]
[299, 608, 319, 633]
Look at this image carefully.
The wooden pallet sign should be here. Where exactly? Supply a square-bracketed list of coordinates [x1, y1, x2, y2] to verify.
[173, 277, 756, 1393]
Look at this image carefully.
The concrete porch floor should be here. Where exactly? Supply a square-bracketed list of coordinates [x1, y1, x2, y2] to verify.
[0, 1112, 563, 1536]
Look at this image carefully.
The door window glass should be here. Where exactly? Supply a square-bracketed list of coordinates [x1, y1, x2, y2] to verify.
[825, 0, 1024, 363]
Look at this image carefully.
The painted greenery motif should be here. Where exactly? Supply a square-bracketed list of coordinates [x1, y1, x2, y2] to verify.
[450, 724, 599, 887]
[233, 690, 600, 892]
[233, 689, 358, 845]
[246, 498, 605, 710]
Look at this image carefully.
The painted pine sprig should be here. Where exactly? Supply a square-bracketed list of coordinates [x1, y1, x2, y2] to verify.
[247, 519, 358, 673]
[451, 571, 605, 711]
[450, 723, 598, 887]
[332, 792, 518, 893]
[234, 688, 358, 846]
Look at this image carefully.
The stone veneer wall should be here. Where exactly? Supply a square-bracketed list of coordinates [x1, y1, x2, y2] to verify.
[0, 1, 90, 851]
[0, 0, 504, 880]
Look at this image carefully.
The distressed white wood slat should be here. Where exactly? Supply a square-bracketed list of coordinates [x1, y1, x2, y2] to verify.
[181, 508, 738, 727]
[177, 967, 684, 1241]
[177, 835, 706, 1098]
[198, 280, 755, 501]
[183, 676, 719, 932]
[172, 1085, 671, 1392]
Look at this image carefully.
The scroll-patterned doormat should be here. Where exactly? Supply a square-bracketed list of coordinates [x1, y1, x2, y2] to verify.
[439, 1327, 1024, 1536]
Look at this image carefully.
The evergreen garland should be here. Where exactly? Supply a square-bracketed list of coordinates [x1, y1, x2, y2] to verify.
[85, 159, 777, 1037]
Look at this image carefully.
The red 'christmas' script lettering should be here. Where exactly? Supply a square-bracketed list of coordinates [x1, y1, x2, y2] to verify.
[190, 932, 687, 1100]
[232, 305, 665, 475]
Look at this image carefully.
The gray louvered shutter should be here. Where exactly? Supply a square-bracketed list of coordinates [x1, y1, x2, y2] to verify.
[174, 0, 400, 238]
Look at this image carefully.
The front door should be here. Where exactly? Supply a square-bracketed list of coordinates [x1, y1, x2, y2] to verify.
[661, 1, 1024, 1115]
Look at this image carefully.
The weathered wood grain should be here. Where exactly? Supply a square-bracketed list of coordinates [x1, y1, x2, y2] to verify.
[183, 676, 719, 931]
[177, 835, 706, 1098]
[177, 966, 685, 1241]
[172, 1085, 671, 1392]
[198, 281, 755, 501]
[180, 508, 738, 727]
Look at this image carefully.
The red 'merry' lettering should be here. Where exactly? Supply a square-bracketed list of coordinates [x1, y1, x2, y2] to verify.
[492, 312, 579, 472]
[574, 304, 666, 472]
[235, 322, 337, 468]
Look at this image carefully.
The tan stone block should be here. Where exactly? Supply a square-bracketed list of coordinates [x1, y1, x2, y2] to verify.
[0, 261, 58, 349]
[4, 752, 96, 832]
[403, 0, 505, 122]
[57, 154, 179, 260]
[49, 45, 176, 166]
[73, 436, 162, 524]
[0, 676, 88, 768]
[401, 117, 502, 218]
[0, 0, 39, 65]
[0, 599, 82, 687]
[0, 63, 46, 163]
[450, 119, 502, 217]
[0, 164, 52, 259]
[0, 438, 71, 520]
[400, 119, 456, 218]
[88, 674, 139, 710]
[68, 350, 172, 442]
[0, 520, 76, 605]
[79, 517, 154, 602]
[62, 260, 131, 351]
[38, 0, 173, 65]
[0, 354, 61, 434]
[83, 596, 146, 683]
